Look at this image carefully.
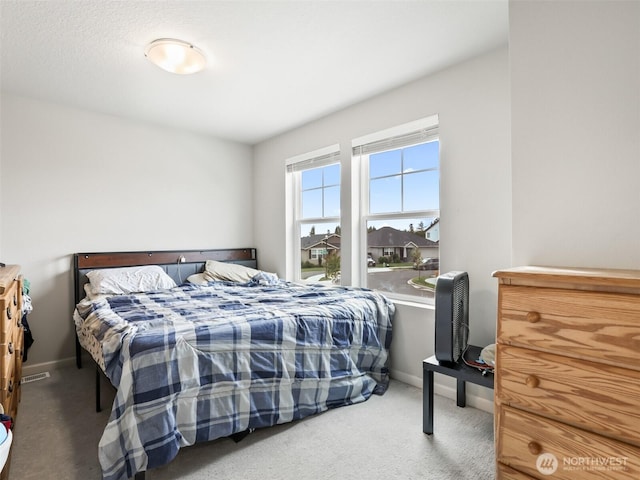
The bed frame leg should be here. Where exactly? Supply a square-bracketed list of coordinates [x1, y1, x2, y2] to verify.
[76, 333, 82, 368]
[95, 364, 102, 412]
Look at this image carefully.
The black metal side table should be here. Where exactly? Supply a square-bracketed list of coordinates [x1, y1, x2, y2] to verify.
[422, 344, 494, 434]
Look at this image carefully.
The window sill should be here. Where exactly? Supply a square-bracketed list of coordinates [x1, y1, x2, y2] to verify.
[387, 296, 435, 310]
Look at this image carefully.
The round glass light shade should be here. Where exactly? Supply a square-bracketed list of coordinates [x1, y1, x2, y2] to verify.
[145, 39, 206, 74]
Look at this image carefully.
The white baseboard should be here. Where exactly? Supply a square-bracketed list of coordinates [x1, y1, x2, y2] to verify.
[389, 369, 423, 388]
[21, 355, 82, 376]
[389, 367, 494, 414]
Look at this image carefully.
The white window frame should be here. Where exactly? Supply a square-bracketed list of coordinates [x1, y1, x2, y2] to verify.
[285, 144, 341, 283]
[352, 115, 439, 303]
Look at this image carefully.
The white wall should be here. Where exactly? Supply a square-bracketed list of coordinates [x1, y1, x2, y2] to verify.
[0, 94, 253, 366]
[253, 48, 511, 409]
[510, 0, 640, 269]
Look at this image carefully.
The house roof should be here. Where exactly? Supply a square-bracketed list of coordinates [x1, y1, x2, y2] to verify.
[367, 226, 438, 248]
[301, 233, 341, 250]
[425, 218, 440, 232]
[301, 226, 438, 251]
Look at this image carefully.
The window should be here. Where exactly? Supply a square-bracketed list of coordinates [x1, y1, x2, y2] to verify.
[383, 247, 395, 257]
[286, 145, 341, 284]
[353, 115, 439, 303]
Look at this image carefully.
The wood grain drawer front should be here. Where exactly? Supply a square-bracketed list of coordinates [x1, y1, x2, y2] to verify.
[0, 334, 16, 386]
[496, 345, 640, 446]
[0, 353, 16, 415]
[498, 406, 640, 479]
[498, 285, 640, 369]
[0, 388, 11, 419]
[2, 385, 17, 420]
[497, 463, 537, 480]
[0, 281, 20, 345]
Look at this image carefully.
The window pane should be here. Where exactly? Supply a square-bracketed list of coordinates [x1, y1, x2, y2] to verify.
[366, 218, 439, 304]
[290, 151, 341, 288]
[357, 121, 439, 304]
[370, 175, 401, 214]
[404, 141, 439, 172]
[323, 164, 340, 186]
[403, 170, 439, 211]
[302, 164, 341, 218]
[302, 189, 322, 218]
[302, 168, 322, 190]
[299, 222, 341, 285]
[370, 150, 401, 178]
[324, 185, 340, 217]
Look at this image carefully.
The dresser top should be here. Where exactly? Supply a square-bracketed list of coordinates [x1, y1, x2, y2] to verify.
[0, 265, 21, 294]
[493, 265, 640, 294]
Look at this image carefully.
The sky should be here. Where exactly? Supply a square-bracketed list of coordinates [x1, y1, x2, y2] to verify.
[301, 140, 439, 237]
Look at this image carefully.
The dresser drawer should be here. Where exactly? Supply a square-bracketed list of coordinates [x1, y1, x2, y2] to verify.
[497, 406, 640, 479]
[0, 325, 21, 379]
[0, 335, 16, 390]
[0, 351, 16, 421]
[0, 387, 13, 422]
[497, 463, 537, 480]
[0, 382, 17, 420]
[498, 285, 640, 369]
[496, 345, 640, 445]
[0, 280, 21, 345]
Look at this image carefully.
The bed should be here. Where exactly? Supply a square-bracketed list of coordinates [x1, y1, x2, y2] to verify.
[72, 248, 395, 480]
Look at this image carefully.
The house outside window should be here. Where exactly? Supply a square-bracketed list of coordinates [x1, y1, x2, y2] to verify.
[353, 115, 440, 304]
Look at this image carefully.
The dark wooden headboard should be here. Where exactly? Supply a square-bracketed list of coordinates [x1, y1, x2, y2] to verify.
[73, 248, 257, 306]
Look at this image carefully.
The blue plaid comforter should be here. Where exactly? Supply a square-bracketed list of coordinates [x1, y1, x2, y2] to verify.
[75, 280, 394, 480]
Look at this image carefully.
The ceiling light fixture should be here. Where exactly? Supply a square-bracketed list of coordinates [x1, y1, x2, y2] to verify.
[144, 38, 206, 75]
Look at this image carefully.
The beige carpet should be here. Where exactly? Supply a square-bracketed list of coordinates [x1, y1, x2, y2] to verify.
[10, 363, 494, 479]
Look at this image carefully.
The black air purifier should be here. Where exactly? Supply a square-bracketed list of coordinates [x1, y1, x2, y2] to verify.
[434, 271, 469, 363]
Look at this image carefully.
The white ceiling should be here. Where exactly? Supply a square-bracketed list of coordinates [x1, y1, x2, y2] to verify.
[1, 1, 508, 145]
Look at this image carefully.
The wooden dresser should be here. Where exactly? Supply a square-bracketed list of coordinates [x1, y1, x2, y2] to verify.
[493, 266, 640, 480]
[0, 265, 23, 480]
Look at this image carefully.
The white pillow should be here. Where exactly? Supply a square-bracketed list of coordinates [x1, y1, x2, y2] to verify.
[203, 260, 260, 283]
[86, 265, 176, 295]
[83, 282, 110, 301]
[186, 273, 208, 285]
